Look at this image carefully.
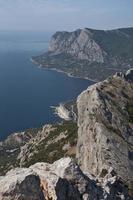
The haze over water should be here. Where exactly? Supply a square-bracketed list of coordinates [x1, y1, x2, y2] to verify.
[0, 31, 93, 140]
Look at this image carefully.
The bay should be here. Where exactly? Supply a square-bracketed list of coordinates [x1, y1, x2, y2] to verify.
[0, 31, 93, 140]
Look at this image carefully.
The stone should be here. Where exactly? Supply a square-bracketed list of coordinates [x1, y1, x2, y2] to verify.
[125, 68, 133, 81]
[0, 158, 131, 199]
[76, 70, 133, 191]
[0, 168, 44, 200]
[49, 28, 105, 63]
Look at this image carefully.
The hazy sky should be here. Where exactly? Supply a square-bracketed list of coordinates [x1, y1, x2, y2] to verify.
[0, 0, 133, 31]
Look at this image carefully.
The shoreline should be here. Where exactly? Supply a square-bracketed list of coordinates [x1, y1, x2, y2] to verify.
[31, 57, 96, 121]
[30, 58, 97, 83]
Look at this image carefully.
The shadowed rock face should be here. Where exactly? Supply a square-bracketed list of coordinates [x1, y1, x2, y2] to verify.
[0, 158, 131, 200]
[0, 168, 45, 200]
[77, 69, 133, 190]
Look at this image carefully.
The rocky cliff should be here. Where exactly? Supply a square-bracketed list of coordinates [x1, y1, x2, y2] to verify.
[32, 27, 133, 81]
[77, 69, 133, 192]
[0, 157, 131, 200]
[0, 69, 133, 198]
[49, 29, 105, 63]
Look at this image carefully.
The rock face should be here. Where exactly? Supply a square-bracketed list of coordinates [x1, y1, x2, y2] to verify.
[33, 27, 133, 81]
[0, 168, 44, 200]
[0, 157, 131, 200]
[49, 29, 105, 63]
[77, 69, 133, 190]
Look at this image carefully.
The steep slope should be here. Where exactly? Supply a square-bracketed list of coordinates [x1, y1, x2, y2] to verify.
[77, 69, 133, 191]
[0, 69, 133, 198]
[32, 27, 133, 81]
[0, 122, 77, 175]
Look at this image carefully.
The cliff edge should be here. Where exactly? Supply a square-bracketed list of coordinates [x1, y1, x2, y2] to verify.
[0, 69, 133, 199]
[32, 27, 133, 81]
[77, 69, 133, 191]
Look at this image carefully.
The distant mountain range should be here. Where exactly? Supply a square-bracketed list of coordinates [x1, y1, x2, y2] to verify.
[32, 27, 133, 81]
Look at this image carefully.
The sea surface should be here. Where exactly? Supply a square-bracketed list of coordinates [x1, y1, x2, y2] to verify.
[0, 31, 93, 140]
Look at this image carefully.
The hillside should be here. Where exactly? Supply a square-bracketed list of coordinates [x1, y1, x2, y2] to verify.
[77, 68, 133, 192]
[0, 121, 77, 175]
[0, 69, 132, 199]
[32, 27, 133, 81]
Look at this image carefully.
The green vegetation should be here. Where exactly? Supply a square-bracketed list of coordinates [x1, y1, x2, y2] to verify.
[32, 27, 133, 81]
[33, 53, 121, 81]
[0, 148, 20, 175]
[0, 121, 78, 174]
[23, 121, 78, 167]
[92, 28, 133, 58]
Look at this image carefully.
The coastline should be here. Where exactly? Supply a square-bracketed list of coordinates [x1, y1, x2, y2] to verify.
[51, 104, 72, 121]
[30, 58, 97, 83]
[31, 57, 95, 121]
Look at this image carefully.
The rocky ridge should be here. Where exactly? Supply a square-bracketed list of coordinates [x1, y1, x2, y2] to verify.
[0, 157, 131, 200]
[32, 27, 133, 81]
[49, 28, 105, 63]
[77, 69, 133, 191]
[0, 69, 133, 198]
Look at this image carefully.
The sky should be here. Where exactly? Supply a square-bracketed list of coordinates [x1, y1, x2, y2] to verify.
[0, 0, 133, 32]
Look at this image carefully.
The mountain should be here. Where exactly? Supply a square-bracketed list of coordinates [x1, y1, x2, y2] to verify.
[32, 27, 133, 81]
[0, 122, 77, 175]
[0, 69, 133, 198]
[77, 68, 133, 192]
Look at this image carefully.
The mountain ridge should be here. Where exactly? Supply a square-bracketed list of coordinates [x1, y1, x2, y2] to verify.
[0, 69, 133, 198]
[32, 27, 133, 81]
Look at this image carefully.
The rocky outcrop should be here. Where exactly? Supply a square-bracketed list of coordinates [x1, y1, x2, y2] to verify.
[0, 69, 133, 198]
[0, 157, 131, 200]
[54, 100, 77, 121]
[77, 69, 133, 191]
[54, 103, 72, 121]
[49, 28, 105, 63]
[0, 168, 44, 200]
[0, 128, 42, 175]
[32, 27, 133, 81]
[0, 122, 78, 175]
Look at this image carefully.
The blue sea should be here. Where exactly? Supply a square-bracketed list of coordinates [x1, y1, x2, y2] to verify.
[0, 31, 93, 140]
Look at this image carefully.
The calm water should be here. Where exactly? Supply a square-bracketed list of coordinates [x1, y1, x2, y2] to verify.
[0, 31, 93, 140]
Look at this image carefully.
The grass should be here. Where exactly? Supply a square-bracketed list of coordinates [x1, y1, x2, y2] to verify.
[22, 121, 78, 167]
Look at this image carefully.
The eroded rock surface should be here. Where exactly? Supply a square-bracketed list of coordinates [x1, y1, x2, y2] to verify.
[49, 28, 105, 63]
[77, 69, 133, 191]
[0, 158, 131, 200]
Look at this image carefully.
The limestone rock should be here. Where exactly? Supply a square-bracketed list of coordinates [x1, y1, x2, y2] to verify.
[0, 168, 44, 200]
[77, 69, 133, 190]
[0, 158, 131, 199]
[49, 28, 105, 63]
